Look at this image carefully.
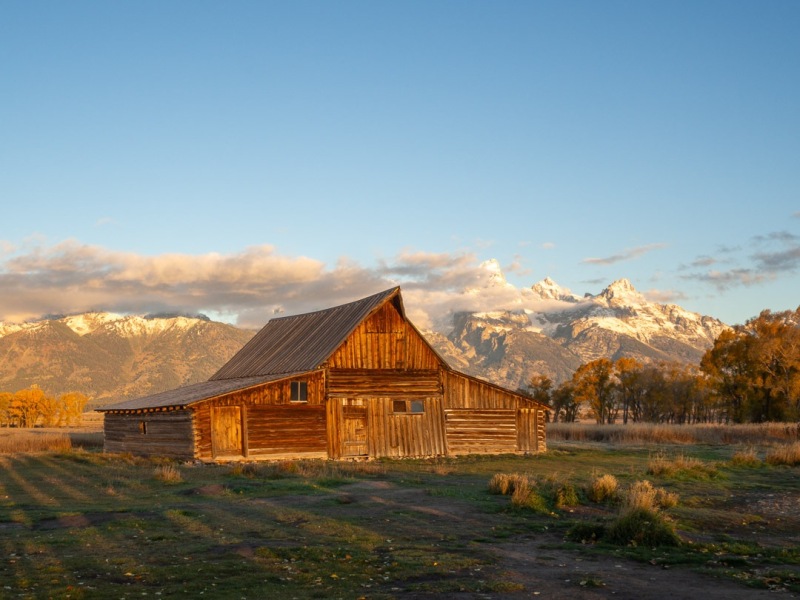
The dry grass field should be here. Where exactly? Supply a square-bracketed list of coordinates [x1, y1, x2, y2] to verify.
[0, 422, 798, 598]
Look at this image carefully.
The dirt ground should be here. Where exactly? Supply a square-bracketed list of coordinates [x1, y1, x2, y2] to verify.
[284, 479, 799, 599]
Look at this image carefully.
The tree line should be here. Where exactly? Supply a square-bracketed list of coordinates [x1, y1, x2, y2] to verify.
[527, 308, 800, 424]
[0, 387, 88, 428]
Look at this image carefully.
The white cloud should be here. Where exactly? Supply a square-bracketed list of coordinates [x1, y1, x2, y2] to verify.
[582, 243, 667, 266]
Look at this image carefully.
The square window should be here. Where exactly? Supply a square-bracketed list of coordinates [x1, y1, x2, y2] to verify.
[393, 400, 407, 413]
[290, 381, 308, 402]
[410, 400, 425, 414]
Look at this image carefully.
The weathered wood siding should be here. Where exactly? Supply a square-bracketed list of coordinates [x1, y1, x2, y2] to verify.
[516, 407, 547, 453]
[103, 410, 195, 458]
[327, 302, 440, 370]
[195, 372, 327, 461]
[369, 396, 446, 458]
[247, 404, 327, 458]
[442, 371, 545, 454]
[328, 369, 441, 397]
[327, 396, 446, 459]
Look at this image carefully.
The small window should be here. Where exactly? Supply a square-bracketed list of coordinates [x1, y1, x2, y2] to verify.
[393, 400, 425, 414]
[139, 421, 148, 435]
[290, 381, 308, 402]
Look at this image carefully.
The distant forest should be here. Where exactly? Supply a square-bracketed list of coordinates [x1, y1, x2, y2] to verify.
[527, 308, 800, 424]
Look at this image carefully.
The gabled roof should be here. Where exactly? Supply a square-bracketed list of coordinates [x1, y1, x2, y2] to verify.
[98, 373, 304, 412]
[210, 287, 404, 380]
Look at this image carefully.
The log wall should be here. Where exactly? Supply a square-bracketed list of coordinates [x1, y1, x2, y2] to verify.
[442, 371, 546, 454]
[103, 410, 195, 458]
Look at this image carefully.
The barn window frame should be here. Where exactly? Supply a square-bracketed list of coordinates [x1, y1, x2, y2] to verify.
[139, 420, 148, 435]
[290, 381, 308, 402]
[392, 400, 425, 414]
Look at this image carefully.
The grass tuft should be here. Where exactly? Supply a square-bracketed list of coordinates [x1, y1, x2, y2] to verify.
[488, 473, 529, 496]
[153, 464, 183, 483]
[588, 473, 619, 503]
[765, 441, 800, 466]
[731, 447, 762, 467]
[647, 451, 718, 479]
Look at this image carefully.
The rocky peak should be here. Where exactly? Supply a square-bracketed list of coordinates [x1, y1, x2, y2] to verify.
[531, 277, 579, 302]
[596, 278, 646, 306]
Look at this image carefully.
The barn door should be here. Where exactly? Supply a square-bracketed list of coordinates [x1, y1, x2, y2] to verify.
[212, 406, 244, 458]
[341, 399, 368, 457]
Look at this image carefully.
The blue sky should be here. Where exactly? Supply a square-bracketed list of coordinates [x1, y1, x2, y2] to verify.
[1, 1, 798, 328]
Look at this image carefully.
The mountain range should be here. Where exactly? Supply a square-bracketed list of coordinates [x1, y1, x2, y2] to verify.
[0, 278, 728, 407]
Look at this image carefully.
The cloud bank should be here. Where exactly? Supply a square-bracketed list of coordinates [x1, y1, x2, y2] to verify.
[0, 241, 542, 329]
[682, 230, 800, 291]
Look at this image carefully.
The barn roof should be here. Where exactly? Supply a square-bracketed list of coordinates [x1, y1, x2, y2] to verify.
[99, 287, 408, 412]
[209, 287, 404, 380]
[97, 373, 308, 412]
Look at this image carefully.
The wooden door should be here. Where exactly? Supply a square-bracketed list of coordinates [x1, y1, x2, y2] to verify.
[212, 406, 243, 458]
[341, 399, 368, 457]
[516, 407, 539, 453]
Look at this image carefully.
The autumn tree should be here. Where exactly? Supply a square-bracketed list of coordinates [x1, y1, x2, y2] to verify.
[551, 381, 580, 422]
[614, 357, 643, 424]
[572, 358, 616, 423]
[0, 391, 12, 427]
[701, 308, 800, 422]
[59, 392, 88, 426]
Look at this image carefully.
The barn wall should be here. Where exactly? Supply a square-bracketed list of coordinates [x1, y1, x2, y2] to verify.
[368, 396, 446, 458]
[442, 371, 546, 455]
[195, 372, 327, 461]
[327, 302, 440, 370]
[327, 396, 447, 459]
[103, 410, 195, 458]
[328, 369, 441, 398]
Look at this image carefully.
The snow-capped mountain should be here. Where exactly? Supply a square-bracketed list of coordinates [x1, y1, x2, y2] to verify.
[425, 277, 728, 391]
[0, 274, 729, 404]
[0, 313, 254, 406]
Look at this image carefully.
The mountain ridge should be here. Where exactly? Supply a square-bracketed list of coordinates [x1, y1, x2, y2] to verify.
[0, 277, 728, 405]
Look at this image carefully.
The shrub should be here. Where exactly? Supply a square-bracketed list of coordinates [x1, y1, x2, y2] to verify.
[606, 506, 680, 547]
[765, 441, 800, 466]
[566, 521, 607, 543]
[588, 474, 619, 503]
[604, 480, 681, 547]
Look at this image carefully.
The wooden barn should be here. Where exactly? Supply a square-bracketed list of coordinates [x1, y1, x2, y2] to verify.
[98, 288, 547, 461]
